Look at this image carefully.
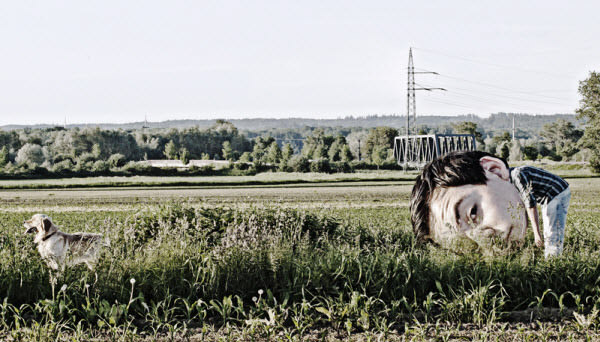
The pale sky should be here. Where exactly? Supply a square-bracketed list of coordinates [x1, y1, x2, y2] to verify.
[1, 0, 598, 125]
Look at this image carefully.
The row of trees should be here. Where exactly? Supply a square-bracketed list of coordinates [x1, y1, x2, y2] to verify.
[0, 116, 591, 177]
[0, 120, 253, 172]
[0, 120, 403, 176]
[225, 127, 401, 172]
[1, 71, 599, 176]
[449, 116, 586, 163]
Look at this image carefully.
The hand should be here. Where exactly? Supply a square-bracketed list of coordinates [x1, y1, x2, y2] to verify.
[534, 237, 543, 248]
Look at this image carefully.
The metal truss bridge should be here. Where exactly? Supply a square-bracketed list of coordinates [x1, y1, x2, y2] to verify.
[393, 134, 477, 168]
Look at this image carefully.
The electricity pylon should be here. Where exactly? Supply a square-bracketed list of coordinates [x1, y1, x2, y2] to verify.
[404, 47, 446, 170]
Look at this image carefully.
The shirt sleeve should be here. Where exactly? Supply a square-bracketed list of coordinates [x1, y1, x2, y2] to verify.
[513, 170, 536, 208]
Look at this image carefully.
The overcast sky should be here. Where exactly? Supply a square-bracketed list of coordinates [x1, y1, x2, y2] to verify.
[1, 0, 598, 125]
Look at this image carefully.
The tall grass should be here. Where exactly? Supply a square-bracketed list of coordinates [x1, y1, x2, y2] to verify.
[2, 203, 600, 340]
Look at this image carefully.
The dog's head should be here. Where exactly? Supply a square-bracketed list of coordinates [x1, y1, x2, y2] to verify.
[24, 214, 56, 237]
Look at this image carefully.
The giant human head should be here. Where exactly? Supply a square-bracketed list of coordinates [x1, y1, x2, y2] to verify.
[410, 151, 527, 252]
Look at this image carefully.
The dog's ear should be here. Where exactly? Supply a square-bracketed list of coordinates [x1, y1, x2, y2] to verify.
[42, 218, 52, 232]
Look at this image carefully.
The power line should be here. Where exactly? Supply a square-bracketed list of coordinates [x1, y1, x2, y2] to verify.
[416, 82, 570, 106]
[432, 73, 574, 101]
[449, 89, 568, 106]
[434, 84, 572, 103]
[425, 78, 573, 101]
[420, 98, 475, 109]
[408, 47, 577, 115]
[413, 47, 572, 78]
[425, 90, 574, 113]
[425, 90, 562, 112]
[422, 96, 536, 113]
[432, 91, 544, 109]
[414, 67, 573, 98]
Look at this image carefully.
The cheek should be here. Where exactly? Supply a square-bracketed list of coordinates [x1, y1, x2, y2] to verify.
[483, 195, 513, 221]
[502, 196, 525, 221]
[482, 199, 527, 239]
[433, 223, 459, 241]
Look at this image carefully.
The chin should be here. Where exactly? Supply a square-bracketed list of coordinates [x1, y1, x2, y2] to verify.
[512, 226, 527, 242]
[507, 197, 528, 242]
[509, 216, 528, 242]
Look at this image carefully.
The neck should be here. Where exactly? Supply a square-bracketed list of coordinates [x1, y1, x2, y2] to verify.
[42, 231, 56, 241]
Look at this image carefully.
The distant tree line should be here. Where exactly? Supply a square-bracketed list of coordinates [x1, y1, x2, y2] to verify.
[445, 118, 586, 164]
[0, 120, 253, 178]
[1, 113, 580, 134]
[229, 127, 401, 173]
[0, 119, 405, 178]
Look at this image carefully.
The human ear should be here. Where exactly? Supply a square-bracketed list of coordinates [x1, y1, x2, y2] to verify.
[479, 156, 509, 181]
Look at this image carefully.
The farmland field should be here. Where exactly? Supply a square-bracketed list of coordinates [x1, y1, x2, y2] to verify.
[0, 171, 418, 189]
[2, 173, 600, 341]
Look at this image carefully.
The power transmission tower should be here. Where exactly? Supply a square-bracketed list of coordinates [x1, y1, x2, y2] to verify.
[406, 49, 417, 137]
[404, 48, 446, 170]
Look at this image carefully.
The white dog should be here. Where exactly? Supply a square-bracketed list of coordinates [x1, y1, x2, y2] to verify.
[24, 214, 107, 276]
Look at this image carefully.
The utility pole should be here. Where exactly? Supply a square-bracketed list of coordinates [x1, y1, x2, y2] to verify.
[512, 114, 516, 141]
[404, 48, 446, 170]
[357, 139, 361, 161]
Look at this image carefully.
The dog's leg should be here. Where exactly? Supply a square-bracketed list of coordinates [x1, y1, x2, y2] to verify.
[84, 260, 94, 271]
[85, 261, 99, 285]
[47, 258, 59, 272]
[49, 272, 57, 301]
[45, 257, 60, 300]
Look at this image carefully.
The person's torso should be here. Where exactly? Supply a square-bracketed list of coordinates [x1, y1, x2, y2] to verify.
[509, 166, 569, 205]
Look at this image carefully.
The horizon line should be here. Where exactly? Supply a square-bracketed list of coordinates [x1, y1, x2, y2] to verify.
[0, 112, 576, 127]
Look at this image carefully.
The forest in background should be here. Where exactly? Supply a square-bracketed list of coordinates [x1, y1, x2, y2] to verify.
[0, 112, 589, 179]
[1, 112, 579, 133]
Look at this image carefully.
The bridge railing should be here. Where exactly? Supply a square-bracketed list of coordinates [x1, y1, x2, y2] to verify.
[393, 134, 477, 168]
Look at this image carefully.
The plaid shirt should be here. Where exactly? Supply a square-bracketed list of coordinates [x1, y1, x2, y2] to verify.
[509, 166, 569, 208]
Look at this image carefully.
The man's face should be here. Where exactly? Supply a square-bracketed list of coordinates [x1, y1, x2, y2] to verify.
[428, 167, 527, 251]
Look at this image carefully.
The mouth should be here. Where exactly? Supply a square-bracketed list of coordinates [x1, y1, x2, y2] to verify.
[24, 226, 37, 234]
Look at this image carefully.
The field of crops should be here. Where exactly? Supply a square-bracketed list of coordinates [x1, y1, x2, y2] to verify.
[2, 173, 600, 341]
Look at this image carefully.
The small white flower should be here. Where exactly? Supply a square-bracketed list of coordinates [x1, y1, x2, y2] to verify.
[60, 284, 67, 292]
[84, 284, 90, 289]
[252, 296, 258, 302]
[130, 278, 136, 285]
[258, 289, 264, 296]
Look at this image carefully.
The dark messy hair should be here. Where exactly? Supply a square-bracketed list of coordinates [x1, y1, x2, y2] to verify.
[409, 151, 509, 243]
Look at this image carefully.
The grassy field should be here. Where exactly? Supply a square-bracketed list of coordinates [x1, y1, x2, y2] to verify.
[0, 171, 418, 189]
[0, 163, 592, 190]
[2, 173, 600, 340]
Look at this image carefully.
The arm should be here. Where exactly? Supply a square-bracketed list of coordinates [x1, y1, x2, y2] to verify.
[525, 206, 543, 247]
[513, 167, 543, 247]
